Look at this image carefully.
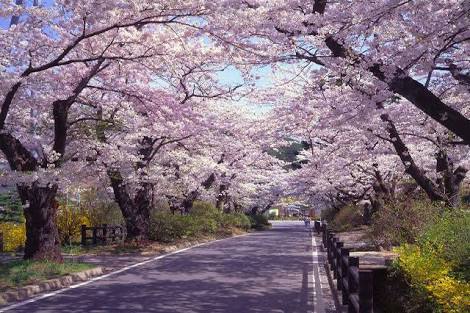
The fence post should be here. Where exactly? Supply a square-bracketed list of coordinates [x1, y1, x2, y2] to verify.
[348, 256, 359, 313]
[341, 247, 350, 305]
[81, 225, 87, 246]
[331, 237, 337, 277]
[111, 227, 116, 242]
[335, 241, 344, 287]
[92, 227, 98, 245]
[102, 224, 108, 244]
[359, 270, 374, 313]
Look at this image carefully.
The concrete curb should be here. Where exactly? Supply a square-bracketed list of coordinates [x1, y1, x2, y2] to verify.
[0, 233, 246, 307]
[0, 267, 104, 305]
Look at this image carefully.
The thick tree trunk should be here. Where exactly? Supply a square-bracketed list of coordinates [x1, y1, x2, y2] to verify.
[216, 184, 228, 211]
[381, 114, 446, 202]
[182, 190, 199, 214]
[436, 149, 467, 208]
[108, 170, 150, 241]
[17, 183, 62, 261]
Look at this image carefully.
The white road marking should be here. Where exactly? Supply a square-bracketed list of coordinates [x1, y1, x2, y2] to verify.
[0, 233, 249, 312]
[311, 232, 325, 313]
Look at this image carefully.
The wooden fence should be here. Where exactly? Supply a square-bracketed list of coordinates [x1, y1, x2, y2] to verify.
[315, 221, 387, 313]
[81, 224, 126, 246]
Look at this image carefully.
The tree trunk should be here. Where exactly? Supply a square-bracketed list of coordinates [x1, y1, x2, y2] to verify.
[216, 184, 228, 211]
[182, 190, 199, 214]
[436, 149, 467, 208]
[17, 183, 62, 261]
[108, 170, 150, 241]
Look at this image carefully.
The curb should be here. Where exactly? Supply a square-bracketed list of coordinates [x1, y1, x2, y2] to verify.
[0, 267, 104, 306]
[0, 232, 249, 308]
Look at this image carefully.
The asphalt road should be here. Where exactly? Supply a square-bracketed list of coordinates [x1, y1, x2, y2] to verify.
[3, 221, 334, 313]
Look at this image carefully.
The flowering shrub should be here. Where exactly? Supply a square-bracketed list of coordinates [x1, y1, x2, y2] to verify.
[55, 206, 90, 245]
[392, 211, 470, 313]
[0, 222, 26, 252]
[394, 244, 470, 313]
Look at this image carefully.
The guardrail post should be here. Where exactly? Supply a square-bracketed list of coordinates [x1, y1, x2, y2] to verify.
[341, 247, 350, 305]
[348, 256, 359, 313]
[331, 237, 337, 277]
[102, 224, 108, 244]
[92, 227, 98, 245]
[81, 225, 87, 246]
[314, 220, 320, 234]
[335, 241, 344, 287]
[359, 270, 373, 313]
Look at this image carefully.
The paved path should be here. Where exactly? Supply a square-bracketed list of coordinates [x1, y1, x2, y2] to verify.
[2, 221, 336, 313]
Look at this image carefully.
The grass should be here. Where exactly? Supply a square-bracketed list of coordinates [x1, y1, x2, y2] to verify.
[0, 260, 94, 292]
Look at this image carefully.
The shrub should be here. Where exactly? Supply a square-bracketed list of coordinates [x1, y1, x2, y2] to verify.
[219, 213, 251, 231]
[55, 205, 90, 245]
[418, 210, 470, 280]
[320, 206, 337, 223]
[150, 209, 252, 242]
[0, 192, 23, 223]
[394, 244, 470, 313]
[150, 212, 187, 242]
[191, 201, 220, 218]
[79, 190, 124, 226]
[249, 214, 271, 230]
[330, 204, 363, 232]
[0, 222, 26, 252]
[369, 199, 441, 248]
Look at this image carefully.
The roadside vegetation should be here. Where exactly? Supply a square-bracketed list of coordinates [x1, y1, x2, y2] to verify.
[0, 197, 270, 293]
[322, 193, 470, 313]
[0, 260, 94, 292]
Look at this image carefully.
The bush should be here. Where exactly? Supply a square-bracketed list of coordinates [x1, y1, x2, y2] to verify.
[0, 192, 23, 223]
[80, 192, 124, 226]
[56, 205, 90, 245]
[0, 222, 26, 252]
[330, 204, 363, 232]
[418, 210, 470, 281]
[150, 205, 252, 242]
[219, 213, 251, 231]
[150, 212, 188, 242]
[369, 199, 441, 248]
[394, 244, 470, 313]
[249, 214, 272, 230]
[191, 201, 221, 218]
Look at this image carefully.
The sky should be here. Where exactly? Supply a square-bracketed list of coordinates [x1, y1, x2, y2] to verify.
[1, 0, 290, 114]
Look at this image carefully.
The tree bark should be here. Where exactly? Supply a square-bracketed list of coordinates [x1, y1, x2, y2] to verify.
[381, 114, 446, 202]
[17, 183, 62, 261]
[381, 114, 467, 207]
[108, 170, 150, 241]
[216, 184, 228, 211]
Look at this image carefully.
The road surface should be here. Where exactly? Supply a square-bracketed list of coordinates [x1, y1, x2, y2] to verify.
[2, 221, 336, 313]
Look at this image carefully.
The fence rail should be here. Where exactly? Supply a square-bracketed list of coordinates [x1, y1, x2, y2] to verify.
[81, 224, 126, 246]
[315, 221, 387, 313]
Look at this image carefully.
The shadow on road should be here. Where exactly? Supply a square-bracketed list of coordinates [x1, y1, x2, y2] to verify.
[9, 222, 317, 313]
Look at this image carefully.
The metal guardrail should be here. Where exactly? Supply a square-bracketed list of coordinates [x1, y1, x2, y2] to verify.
[81, 224, 126, 246]
[315, 221, 387, 313]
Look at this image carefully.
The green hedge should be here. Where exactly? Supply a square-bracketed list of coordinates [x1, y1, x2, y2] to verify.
[149, 202, 251, 242]
[249, 214, 272, 230]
